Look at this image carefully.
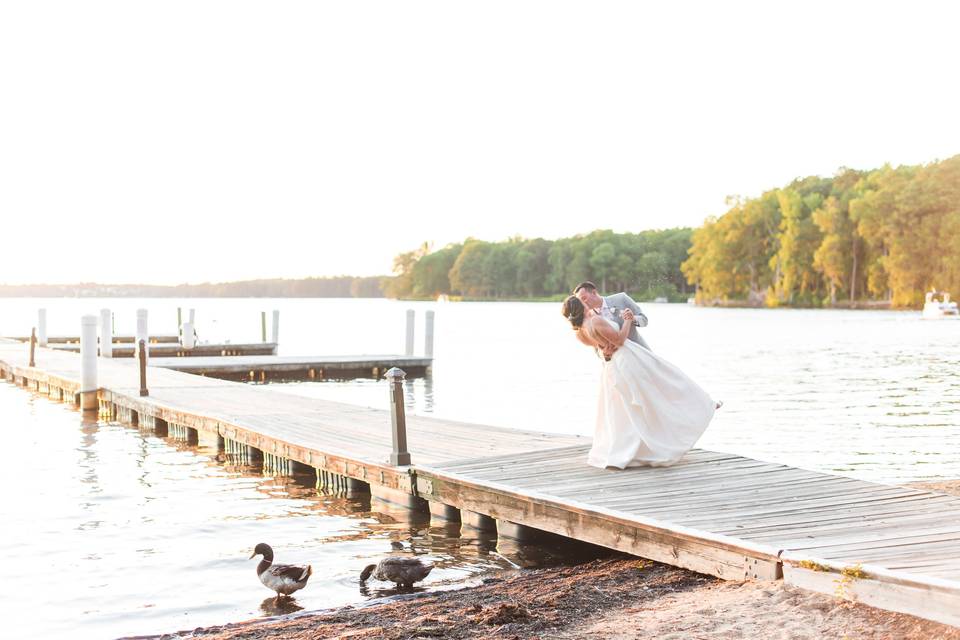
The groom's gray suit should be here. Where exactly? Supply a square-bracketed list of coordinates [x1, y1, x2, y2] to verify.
[604, 292, 651, 351]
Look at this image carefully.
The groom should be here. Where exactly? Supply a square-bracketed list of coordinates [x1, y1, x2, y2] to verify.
[573, 281, 651, 356]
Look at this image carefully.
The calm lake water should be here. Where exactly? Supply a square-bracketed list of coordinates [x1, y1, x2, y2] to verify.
[2, 298, 959, 638]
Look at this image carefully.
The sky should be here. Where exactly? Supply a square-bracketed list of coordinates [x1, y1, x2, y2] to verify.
[1, 1, 958, 285]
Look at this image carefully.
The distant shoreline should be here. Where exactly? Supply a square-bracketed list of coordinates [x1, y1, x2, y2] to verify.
[0, 293, 912, 310]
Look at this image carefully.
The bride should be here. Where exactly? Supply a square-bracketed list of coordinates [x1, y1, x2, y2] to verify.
[562, 295, 718, 469]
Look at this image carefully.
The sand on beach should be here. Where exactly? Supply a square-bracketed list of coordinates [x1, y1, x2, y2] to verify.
[170, 556, 958, 640]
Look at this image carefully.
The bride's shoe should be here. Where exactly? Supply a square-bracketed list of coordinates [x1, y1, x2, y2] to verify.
[715, 400, 724, 410]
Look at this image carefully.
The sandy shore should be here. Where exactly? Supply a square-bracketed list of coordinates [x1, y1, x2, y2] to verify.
[153, 480, 960, 640]
[162, 558, 959, 640]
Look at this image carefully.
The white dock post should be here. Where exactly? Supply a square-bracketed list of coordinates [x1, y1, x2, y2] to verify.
[135, 308, 149, 362]
[424, 310, 435, 358]
[261, 311, 267, 342]
[80, 315, 98, 410]
[271, 309, 280, 354]
[37, 309, 48, 347]
[405, 309, 415, 356]
[99, 308, 113, 358]
[181, 322, 195, 349]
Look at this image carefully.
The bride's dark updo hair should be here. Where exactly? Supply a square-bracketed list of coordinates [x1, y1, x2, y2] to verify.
[561, 295, 585, 329]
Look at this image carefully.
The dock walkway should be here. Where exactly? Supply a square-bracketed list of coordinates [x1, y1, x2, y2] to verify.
[1, 340, 957, 627]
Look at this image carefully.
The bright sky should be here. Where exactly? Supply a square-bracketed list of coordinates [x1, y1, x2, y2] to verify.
[2, 1, 958, 284]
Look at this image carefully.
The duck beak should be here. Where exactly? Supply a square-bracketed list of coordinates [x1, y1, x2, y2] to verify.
[249, 551, 256, 559]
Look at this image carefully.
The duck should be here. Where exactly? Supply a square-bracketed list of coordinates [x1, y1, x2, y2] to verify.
[249, 543, 312, 601]
[360, 556, 434, 588]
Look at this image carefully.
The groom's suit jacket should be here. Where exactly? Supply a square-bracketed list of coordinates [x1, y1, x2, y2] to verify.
[604, 292, 651, 351]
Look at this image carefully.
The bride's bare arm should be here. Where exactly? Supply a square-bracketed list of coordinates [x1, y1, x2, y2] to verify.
[588, 313, 632, 348]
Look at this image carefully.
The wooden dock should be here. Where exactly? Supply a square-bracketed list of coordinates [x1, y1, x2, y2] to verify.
[1, 340, 958, 627]
[47, 341, 278, 358]
[10, 334, 180, 344]
[148, 354, 433, 381]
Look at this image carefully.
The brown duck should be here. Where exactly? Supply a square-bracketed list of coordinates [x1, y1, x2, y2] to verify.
[360, 557, 433, 588]
[250, 543, 313, 601]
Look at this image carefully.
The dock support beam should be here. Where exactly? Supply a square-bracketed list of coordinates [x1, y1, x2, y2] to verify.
[37, 309, 47, 347]
[405, 309, 415, 356]
[99, 308, 112, 358]
[429, 501, 461, 522]
[261, 311, 267, 342]
[79, 315, 98, 410]
[370, 484, 428, 512]
[424, 310, 435, 358]
[497, 520, 545, 542]
[461, 510, 497, 532]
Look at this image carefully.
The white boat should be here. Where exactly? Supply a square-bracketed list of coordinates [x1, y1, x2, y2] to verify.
[653, 296, 669, 303]
[922, 290, 959, 319]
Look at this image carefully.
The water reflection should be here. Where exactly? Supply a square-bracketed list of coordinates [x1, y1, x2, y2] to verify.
[259, 596, 304, 616]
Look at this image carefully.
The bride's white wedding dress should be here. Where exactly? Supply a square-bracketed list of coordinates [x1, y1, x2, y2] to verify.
[588, 322, 716, 469]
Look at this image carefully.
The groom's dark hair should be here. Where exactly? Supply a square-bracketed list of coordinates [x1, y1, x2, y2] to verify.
[573, 281, 598, 294]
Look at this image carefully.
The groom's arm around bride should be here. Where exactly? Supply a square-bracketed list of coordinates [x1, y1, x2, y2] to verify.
[604, 291, 652, 351]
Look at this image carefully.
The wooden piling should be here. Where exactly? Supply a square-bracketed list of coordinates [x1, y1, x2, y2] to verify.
[405, 310, 415, 356]
[99, 309, 113, 358]
[271, 310, 280, 354]
[135, 309, 149, 363]
[386, 367, 411, 466]
[181, 322, 195, 349]
[79, 315, 98, 410]
[424, 310, 435, 358]
[37, 309, 47, 347]
[29, 328, 36, 368]
[138, 340, 148, 397]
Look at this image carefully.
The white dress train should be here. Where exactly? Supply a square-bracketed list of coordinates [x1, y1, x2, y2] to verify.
[588, 330, 716, 469]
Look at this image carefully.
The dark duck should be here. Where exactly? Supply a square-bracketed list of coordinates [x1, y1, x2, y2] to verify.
[250, 543, 312, 601]
[360, 557, 434, 588]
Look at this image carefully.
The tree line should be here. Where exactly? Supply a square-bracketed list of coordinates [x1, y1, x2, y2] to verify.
[388, 154, 958, 307]
[385, 228, 694, 300]
[682, 155, 960, 308]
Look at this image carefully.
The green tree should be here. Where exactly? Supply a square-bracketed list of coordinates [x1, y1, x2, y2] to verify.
[448, 240, 493, 297]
